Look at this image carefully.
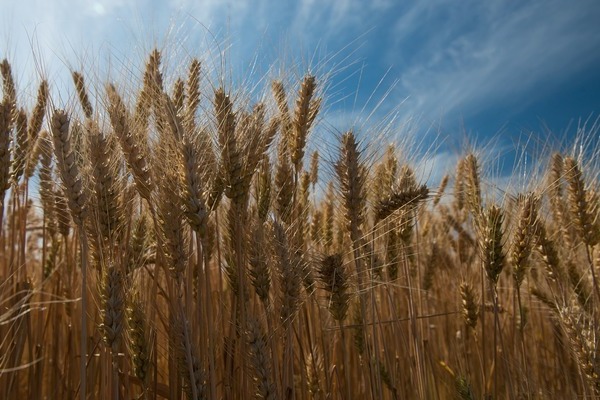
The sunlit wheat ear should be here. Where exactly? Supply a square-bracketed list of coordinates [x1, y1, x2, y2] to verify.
[54, 189, 71, 238]
[318, 253, 350, 321]
[453, 157, 466, 212]
[72, 71, 93, 119]
[511, 193, 539, 288]
[460, 281, 480, 330]
[145, 49, 165, 119]
[310, 208, 323, 245]
[172, 77, 185, 115]
[50, 109, 88, 226]
[564, 156, 600, 247]
[558, 305, 600, 394]
[271, 80, 292, 145]
[0, 101, 12, 201]
[246, 316, 277, 400]
[479, 204, 505, 285]
[535, 222, 563, 281]
[23, 80, 49, 180]
[239, 103, 275, 198]
[184, 58, 201, 132]
[127, 295, 151, 386]
[291, 74, 319, 172]
[433, 174, 449, 206]
[1, 59, 17, 124]
[372, 143, 398, 203]
[463, 154, 482, 217]
[87, 122, 124, 250]
[37, 132, 58, 237]
[100, 264, 125, 354]
[106, 83, 153, 201]
[155, 161, 188, 281]
[10, 108, 27, 185]
[548, 153, 566, 225]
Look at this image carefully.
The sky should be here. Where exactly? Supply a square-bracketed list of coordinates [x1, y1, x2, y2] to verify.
[2, 0, 600, 182]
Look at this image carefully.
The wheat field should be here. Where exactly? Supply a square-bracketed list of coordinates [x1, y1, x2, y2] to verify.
[1, 47, 600, 399]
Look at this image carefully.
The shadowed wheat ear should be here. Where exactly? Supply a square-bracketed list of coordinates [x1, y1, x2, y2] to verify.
[336, 131, 367, 240]
[1, 59, 17, 125]
[272, 220, 301, 326]
[179, 130, 209, 235]
[249, 221, 271, 305]
[246, 316, 277, 400]
[50, 108, 91, 400]
[127, 295, 151, 387]
[173, 309, 207, 400]
[374, 184, 429, 224]
[50, 109, 88, 226]
[214, 88, 243, 202]
[256, 156, 272, 222]
[100, 264, 125, 354]
[318, 253, 350, 321]
[0, 100, 12, 204]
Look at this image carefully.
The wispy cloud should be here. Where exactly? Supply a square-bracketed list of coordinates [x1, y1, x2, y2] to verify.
[2, 0, 598, 144]
[387, 0, 600, 125]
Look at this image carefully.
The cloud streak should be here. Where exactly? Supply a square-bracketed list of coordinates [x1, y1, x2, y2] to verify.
[387, 0, 600, 125]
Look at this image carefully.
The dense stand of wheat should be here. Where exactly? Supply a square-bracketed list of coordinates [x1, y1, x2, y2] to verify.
[1, 49, 600, 399]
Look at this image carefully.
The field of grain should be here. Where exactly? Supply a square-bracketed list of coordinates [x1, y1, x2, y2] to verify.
[1, 48, 599, 399]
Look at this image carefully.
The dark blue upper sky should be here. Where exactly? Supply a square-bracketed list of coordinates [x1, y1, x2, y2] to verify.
[2, 0, 600, 179]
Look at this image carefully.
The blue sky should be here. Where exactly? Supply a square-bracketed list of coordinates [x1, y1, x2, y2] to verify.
[2, 0, 600, 181]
